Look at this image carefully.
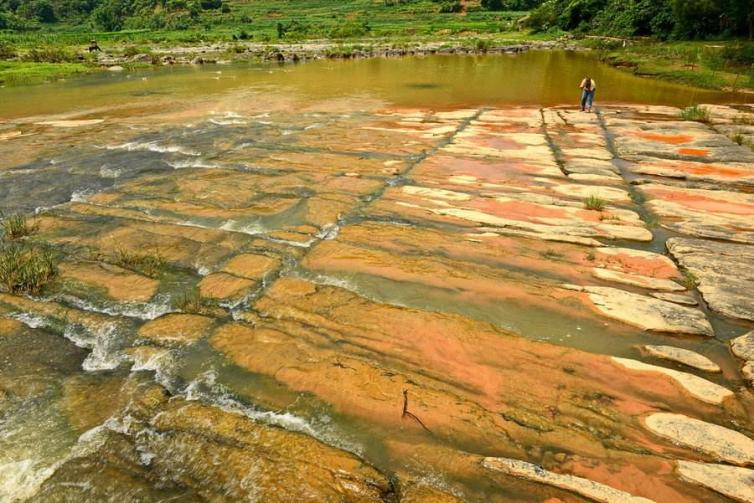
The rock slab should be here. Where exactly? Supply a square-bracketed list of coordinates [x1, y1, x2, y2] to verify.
[644, 413, 754, 466]
[482, 457, 654, 503]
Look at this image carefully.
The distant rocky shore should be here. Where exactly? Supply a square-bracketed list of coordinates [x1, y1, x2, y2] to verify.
[97, 39, 575, 70]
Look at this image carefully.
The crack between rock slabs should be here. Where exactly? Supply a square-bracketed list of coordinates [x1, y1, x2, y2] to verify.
[234, 107, 489, 314]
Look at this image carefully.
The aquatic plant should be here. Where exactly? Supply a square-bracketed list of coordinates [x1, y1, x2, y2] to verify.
[0, 242, 57, 295]
[175, 287, 216, 315]
[1, 214, 35, 240]
[584, 195, 607, 211]
[680, 105, 710, 123]
[680, 270, 699, 290]
[112, 248, 165, 278]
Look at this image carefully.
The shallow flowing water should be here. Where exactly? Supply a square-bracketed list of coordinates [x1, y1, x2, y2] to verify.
[1, 52, 753, 502]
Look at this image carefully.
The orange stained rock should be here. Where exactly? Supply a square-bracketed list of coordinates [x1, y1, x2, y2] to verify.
[594, 249, 680, 280]
[221, 254, 280, 280]
[677, 148, 710, 157]
[209, 278, 748, 499]
[300, 240, 601, 324]
[565, 458, 697, 503]
[635, 132, 694, 145]
[469, 198, 571, 222]
[198, 272, 255, 300]
[58, 262, 159, 303]
[646, 160, 754, 179]
[645, 187, 754, 215]
[137, 313, 215, 346]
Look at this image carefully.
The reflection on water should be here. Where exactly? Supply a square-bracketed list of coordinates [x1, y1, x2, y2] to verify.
[0, 51, 749, 118]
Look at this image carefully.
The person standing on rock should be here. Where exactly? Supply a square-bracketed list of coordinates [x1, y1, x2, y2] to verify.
[579, 76, 596, 112]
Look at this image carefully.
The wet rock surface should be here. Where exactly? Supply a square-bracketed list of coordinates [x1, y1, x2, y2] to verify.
[2, 100, 754, 502]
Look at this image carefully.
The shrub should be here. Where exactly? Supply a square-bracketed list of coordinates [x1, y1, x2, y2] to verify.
[680, 105, 710, 123]
[438, 1, 463, 13]
[1, 214, 35, 240]
[23, 46, 77, 63]
[200, 0, 222, 9]
[0, 243, 57, 295]
[0, 41, 17, 60]
[584, 195, 607, 211]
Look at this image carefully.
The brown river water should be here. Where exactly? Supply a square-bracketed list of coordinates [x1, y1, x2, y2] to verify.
[1, 51, 753, 502]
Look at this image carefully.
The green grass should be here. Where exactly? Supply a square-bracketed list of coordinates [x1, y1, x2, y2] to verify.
[680, 270, 699, 290]
[584, 195, 607, 211]
[174, 287, 217, 315]
[0, 61, 89, 85]
[1, 214, 36, 240]
[680, 105, 711, 123]
[0, 242, 58, 295]
[112, 248, 165, 278]
[599, 40, 754, 92]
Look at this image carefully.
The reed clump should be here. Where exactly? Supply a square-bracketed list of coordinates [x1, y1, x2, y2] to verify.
[0, 242, 57, 295]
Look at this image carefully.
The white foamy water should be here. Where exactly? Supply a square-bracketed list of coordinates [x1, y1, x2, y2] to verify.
[0, 459, 55, 503]
[104, 141, 201, 157]
[61, 295, 173, 321]
[99, 164, 122, 178]
[167, 159, 220, 169]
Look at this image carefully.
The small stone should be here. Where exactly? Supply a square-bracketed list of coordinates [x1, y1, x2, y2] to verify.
[643, 345, 720, 372]
[676, 461, 754, 503]
[644, 413, 754, 466]
[107, 65, 124, 72]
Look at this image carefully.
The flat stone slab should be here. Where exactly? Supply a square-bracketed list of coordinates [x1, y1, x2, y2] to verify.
[677, 461, 754, 503]
[667, 238, 754, 322]
[650, 292, 697, 306]
[612, 357, 733, 405]
[198, 272, 255, 300]
[583, 286, 713, 336]
[592, 268, 684, 292]
[643, 345, 720, 372]
[482, 457, 654, 503]
[137, 314, 215, 346]
[644, 413, 754, 465]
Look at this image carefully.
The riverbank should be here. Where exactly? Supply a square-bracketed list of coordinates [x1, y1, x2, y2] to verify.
[0, 34, 571, 86]
[593, 39, 754, 93]
[2, 34, 754, 98]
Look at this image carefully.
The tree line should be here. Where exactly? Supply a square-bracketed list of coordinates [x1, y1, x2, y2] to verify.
[524, 0, 754, 39]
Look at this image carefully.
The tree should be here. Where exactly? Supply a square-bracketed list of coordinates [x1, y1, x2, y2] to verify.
[18, 0, 57, 22]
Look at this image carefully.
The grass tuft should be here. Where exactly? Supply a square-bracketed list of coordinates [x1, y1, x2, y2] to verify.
[680, 105, 711, 123]
[1, 214, 36, 240]
[584, 195, 607, 211]
[174, 287, 216, 315]
[680, 270, 699, 290]
[0, 242, 58, 295]
[112, 248, 165, 278]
